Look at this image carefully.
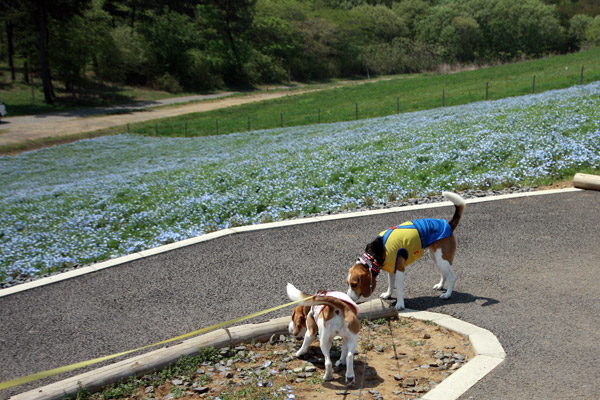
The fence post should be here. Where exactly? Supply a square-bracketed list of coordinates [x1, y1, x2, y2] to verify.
[355, 103, 358, 120]
[396, 97, 399, 114]
[216, 119, 219, 135]
[485, 82, 489, 101]
[580, 65, 584, 85]
[532, 75, 536, 94]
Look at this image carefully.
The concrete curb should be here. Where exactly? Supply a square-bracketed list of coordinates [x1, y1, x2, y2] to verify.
[11, 300, 504, 400]
[10, 299, 397, 400]
[399, 310, 505, 400]
[0, 187, 581, 299]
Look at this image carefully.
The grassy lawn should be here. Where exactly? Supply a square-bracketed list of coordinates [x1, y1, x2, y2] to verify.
[127, 48, 600, 137]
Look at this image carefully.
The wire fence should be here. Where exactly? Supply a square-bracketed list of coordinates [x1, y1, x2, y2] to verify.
[128, 65, 593, 138]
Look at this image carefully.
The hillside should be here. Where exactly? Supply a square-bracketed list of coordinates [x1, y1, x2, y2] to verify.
[1, 81, 599, 282]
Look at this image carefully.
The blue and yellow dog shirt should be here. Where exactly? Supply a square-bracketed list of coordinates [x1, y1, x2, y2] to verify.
[379, 219, 452, 274]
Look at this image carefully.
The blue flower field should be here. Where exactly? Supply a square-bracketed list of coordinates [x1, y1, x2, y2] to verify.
[1, 82, 599, 282]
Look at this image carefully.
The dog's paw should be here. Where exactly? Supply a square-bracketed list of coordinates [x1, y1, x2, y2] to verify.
[345, 376, 355, 387]
[433, 283, 444, 290]
[323, 372, 334, 381]
[439, 292, 452, 300]
[295, 350, 306, 357]
[380, 291, 392, 300]
[395, 301, 405, 311]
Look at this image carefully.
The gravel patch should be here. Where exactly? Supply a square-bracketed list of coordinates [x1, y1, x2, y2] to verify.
[79, 317, 474, 400]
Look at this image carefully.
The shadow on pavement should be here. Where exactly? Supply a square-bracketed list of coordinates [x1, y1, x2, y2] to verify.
[378, 291, 500, 311]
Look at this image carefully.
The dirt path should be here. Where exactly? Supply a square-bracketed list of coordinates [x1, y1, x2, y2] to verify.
[0, 88, 319, 148]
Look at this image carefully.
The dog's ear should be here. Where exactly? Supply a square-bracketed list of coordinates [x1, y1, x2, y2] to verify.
[361, 271, 376, 297]
[365, 236, 385, 263]
[291, 305, 308, 336]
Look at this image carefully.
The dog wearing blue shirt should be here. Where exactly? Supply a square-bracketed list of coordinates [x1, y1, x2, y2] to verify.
[346, 192, 466, 310]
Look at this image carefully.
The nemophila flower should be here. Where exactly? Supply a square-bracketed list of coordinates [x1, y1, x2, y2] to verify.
[1, 82, 599, 280]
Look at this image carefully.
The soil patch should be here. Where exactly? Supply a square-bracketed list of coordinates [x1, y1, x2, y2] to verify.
[534, 180, 574, 191]
[96, 317, 474, 400]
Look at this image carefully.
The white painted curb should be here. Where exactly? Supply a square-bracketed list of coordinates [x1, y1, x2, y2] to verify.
[10, 300, 504, 400]
[399, 309, 505, 400]
[0, 188, 581, 299]
[10, 299, 398, 400]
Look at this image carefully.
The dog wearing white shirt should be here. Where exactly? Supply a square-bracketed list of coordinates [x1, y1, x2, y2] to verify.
[287, 283, 360, 385]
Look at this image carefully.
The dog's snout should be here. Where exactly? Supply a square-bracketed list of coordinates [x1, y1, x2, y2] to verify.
[347, 287, 359, 301]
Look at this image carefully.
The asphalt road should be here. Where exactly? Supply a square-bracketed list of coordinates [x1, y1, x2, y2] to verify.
[1, 190, 599, 399]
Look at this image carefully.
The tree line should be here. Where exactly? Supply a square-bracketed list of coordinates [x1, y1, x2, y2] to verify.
[1, 0, 599, 104]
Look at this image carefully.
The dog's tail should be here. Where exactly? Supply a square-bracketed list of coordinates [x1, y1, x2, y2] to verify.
[442, 191, 466, 231]
[287, 283, 315, 303]
[286, 283, 355, 313]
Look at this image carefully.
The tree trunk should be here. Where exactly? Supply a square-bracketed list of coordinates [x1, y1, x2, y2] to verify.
[225, 22, 242, 78]
[38, 2, 53, 104]
[24, 60, 29, 84]
[130, 5, 136, 28]
[5, 20, 15, 81]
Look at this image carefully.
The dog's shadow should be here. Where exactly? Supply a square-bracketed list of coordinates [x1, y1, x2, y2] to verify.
[323, 359, 384, 392]
[388, 290, 499, 310]
[297, 349, 385, 393]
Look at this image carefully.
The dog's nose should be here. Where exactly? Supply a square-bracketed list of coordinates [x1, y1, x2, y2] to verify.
[347, 288, 359, 301]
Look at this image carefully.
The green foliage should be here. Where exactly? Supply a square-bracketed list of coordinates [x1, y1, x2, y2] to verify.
[138, 9, 199, 85]
[185, 48, 224, 89]
[350, 4, 407, 42]
[198, 0, 257, 84]
[49, 0, 115, 93]
[584, 16, 600, 47]
[569, 14, 594, 44]
[246, 15, 300, 82]
[468, 0, 566, 59]
[153, 73, 183, 94]
[108, 25, 146, 83]
[392, 0, 431, 39]
[1, 0, 598, 101]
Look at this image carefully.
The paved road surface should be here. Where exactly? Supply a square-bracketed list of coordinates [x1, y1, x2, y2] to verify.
[1, 190, 599, 399]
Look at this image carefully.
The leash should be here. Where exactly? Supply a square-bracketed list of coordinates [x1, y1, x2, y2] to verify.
[0, 296, 313, 391]
[385, 317, 411, 398]
[357, 275, 376, 399]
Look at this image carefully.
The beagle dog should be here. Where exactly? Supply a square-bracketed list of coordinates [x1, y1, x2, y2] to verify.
[287, 283, 360, 385]
[346, 192, 465, 311]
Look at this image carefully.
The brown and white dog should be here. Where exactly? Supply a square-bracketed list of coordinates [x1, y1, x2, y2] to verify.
[346, 192, 465, 311]
[287, 283, 360, 385]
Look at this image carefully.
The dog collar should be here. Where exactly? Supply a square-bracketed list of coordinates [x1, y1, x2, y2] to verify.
[359, 252, 381, 277]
